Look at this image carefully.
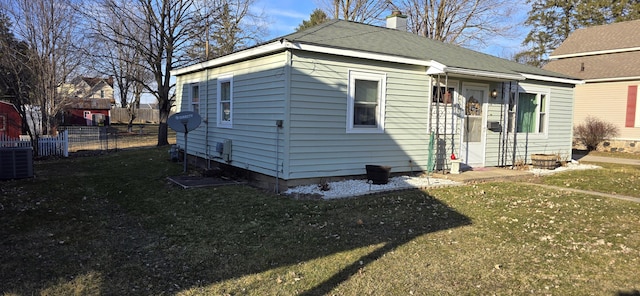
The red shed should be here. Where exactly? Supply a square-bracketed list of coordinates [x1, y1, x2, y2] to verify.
[0, 101, 22, 138]
[61, 98, 111, 126]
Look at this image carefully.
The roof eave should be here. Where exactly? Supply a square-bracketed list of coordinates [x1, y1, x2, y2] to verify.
[171, 41, 288, 76]
[285, 40, 433, 66]
[445, 67, 524, 81]
[520, 73, 584, 85]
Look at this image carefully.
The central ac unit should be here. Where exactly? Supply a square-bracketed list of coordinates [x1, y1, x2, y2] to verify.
[0, 147, 34, 179]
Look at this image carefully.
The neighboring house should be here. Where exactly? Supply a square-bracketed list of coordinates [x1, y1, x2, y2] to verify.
[58, 77, 115, 126]
[0, 101, 21, 138]
[544, 19, 640, 153]
[60, 98, 112, 126]
[171, 18, 581, 191]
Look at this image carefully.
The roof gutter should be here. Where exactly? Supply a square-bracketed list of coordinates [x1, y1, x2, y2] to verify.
[285, 40, 433, 66]
[583, 75, 640, 83]
[171, 41, 288, 76]
[520, 73, 584, 85]
[445, 67, 524, 81]
[549, 47, 640, 60]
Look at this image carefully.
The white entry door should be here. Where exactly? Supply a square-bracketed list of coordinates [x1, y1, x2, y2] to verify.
[461, 85, 488, 167]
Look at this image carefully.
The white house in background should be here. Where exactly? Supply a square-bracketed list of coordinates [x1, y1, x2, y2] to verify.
[171, 18, 581, 191]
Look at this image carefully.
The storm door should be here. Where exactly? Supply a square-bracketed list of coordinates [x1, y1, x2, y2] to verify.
[461, 85, 488, 167]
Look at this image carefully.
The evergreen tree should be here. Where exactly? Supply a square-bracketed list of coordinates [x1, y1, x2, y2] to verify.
[517, 0, 640, 67]
[296, 9, 329, 31]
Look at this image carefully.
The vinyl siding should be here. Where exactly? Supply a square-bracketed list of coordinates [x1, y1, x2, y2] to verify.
[175, 52, 288, 177]
[483, 82, 509, 167]
[506, 81, 575, 164]
[574, 80, 640, 140]
[287, 51, 430, 179]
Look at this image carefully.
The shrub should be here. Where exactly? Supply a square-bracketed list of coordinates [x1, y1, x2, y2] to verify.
[574, 116, 619, 151]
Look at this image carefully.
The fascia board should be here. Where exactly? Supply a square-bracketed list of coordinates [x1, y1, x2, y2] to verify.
[446, 67, 524, 81]
[521, 73, 584, 85]
[171, 41, 288, 76]
[549, 47, 640, 60]
[284, 41, 432, 66]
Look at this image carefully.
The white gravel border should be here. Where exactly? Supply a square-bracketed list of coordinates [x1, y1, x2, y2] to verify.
[530, 160, 601, 176]
[284, 161, 601, 199]
[284, 175, 461, 199]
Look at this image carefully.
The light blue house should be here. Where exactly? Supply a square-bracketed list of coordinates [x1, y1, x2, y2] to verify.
[171, 18, 581, 191]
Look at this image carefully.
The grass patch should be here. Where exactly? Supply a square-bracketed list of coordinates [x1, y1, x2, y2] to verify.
[543, 163, 640, 198]
[1, 148, 639, 295]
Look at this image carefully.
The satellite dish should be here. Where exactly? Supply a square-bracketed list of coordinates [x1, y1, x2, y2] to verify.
[168, 111, 202, 133]
[167, 111, 202, 173]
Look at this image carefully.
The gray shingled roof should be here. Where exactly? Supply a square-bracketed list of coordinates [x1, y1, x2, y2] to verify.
[279, 20, 573, 80]
[549, 19, 640, 56]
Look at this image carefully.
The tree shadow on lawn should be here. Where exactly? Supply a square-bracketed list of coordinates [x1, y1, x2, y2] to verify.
[0, 183, 470, 295]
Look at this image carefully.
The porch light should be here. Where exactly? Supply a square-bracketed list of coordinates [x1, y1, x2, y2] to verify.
[490, 89, 498, 99]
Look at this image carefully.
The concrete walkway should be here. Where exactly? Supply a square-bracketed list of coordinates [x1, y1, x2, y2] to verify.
[573, 153, 640, 166]
[433, 153, 640, 204]
[531, 183, 640, 203]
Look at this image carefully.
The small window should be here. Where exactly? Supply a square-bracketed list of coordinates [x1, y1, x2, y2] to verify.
[0, 115, 6, 131]
[347, 71, 386, 133]
[217, 75, 233, 128]
[432, 86, 455, 104]
[516, 91, 548, 134]
[190, 84, 199, 114]
[100, 90, 105, 98]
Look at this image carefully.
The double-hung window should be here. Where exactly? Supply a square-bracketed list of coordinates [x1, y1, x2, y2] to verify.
[347, 70, 386, 133]
[190, 84, 199, 114]
[515, 89, 549, 134]
[217, 74, 233, 128]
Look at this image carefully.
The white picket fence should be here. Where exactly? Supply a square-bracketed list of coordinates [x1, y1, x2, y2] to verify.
[0, 130, 69, 157]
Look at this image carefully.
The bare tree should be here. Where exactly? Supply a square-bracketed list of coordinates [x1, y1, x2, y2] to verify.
[85, 8, 153, 132]
[89, 0, 202, 146]
[209, 0, 267, 58]
[0, 11, 39, 145]
[394, 0, 515, 47]
[316, 0, 390, 23]
[4, 0, 85, 135]
[188, 0, 267, 62]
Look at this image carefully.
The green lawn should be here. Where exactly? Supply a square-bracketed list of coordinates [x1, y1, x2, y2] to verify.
[1, 148, 639, 295]
[543, 162, 640, 198]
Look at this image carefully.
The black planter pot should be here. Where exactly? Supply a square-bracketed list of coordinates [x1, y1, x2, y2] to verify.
[366, 165, 392, 185]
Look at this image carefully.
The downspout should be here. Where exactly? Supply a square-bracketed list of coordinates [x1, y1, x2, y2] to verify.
[276, 120, 281, 193]
[511, 82, 518, 168]
[205, 68, 210, 169]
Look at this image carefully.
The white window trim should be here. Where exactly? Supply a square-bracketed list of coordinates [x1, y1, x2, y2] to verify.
[0, 115, 6, 131]
[516, 85, 550, 139]
[346, 70, 386, 133]
[217, 73, 233, 128]
[190, 83, 200, 113]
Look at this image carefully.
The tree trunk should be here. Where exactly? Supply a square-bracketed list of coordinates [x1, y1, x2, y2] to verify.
[156, 106, 170, 146]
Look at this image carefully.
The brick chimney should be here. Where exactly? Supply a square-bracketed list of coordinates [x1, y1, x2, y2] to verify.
[386, 10, 407, 31]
